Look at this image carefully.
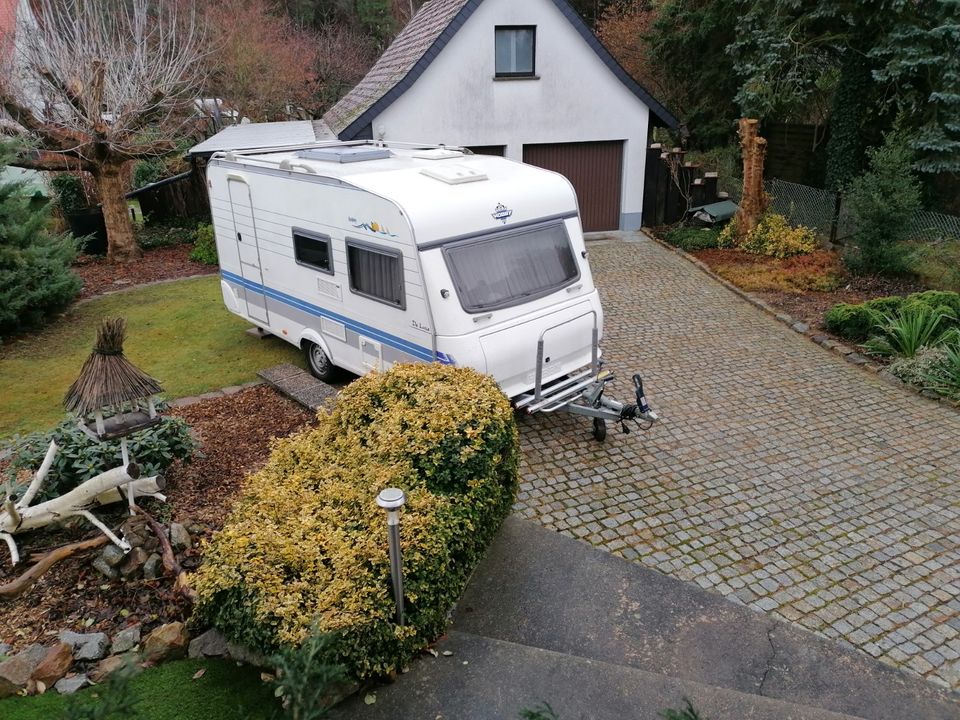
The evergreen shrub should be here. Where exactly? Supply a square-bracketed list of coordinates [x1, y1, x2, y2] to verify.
[1, 146, 81, 339]
[3, 414, 196, 501]
[192, 364, 520, 681]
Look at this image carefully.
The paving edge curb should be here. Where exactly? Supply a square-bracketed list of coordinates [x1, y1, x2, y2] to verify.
[642, 231, 960, 414]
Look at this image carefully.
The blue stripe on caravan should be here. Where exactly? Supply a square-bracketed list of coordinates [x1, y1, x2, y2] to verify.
[220, 270, 441, 362]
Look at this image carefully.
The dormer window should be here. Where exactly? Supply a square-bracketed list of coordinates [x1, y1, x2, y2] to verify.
[495, 26, 536, 77]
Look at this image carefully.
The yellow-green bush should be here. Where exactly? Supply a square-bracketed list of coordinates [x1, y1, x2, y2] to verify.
[739, 213, 818, 258]
[191, 364, 519, 680]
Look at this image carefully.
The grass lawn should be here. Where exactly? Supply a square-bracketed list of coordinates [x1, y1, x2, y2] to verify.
[0, 658, 280, 719]
[0, 276, 303, 438]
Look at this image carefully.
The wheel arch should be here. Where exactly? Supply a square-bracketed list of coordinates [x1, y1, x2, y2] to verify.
[298, 329, 333, 362]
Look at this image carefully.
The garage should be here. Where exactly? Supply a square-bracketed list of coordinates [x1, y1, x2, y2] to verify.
[523, 141, 624, 232]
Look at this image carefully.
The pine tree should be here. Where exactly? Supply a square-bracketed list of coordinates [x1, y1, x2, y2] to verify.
[0, 143, 81, 339]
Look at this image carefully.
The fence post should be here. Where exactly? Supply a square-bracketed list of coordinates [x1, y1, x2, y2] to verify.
[830, 192, 842, 246]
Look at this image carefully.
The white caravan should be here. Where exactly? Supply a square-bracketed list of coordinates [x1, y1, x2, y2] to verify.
[207, 141, 657, 440]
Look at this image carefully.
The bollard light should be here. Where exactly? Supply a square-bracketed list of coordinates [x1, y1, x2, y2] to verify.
[376, 488, 407, 626]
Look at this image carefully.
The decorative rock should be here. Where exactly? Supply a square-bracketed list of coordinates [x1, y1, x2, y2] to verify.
[59, 632, 110, 662]
[110, 625, 141, 655]
[188, 629, 229, 659]
[141, 622, 189, 664]
[54, 674, 90, 695]
[0, 645, 47, 698]
[90, 654, 137, 683]
[92, 556, 119, 580]
[226, 641, 266, 668]
[143, 554, 163, 580]
[100, 545, 127, 568]
[845, 353, 868, 366]
[0, 643, 11, 657]
[791, 321, 810, 334]
[31, 643, 73, 689]
[119, 547, 149, 578]
[168, 523, 191, 552]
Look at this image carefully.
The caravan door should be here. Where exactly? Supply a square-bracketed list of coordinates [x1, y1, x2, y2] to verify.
[226, 175, 270, 325]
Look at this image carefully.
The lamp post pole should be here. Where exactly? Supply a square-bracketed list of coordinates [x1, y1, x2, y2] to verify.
[376, 488, 407, 626]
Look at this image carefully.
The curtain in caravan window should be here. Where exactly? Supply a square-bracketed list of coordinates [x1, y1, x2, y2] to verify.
[348, 242, 405, 308]
[443, 223, 579, 312]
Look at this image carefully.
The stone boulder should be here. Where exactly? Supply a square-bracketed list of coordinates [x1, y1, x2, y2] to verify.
[141, 622, 189, 664]
[54, 674, 90, 695]
[110, 624, 141, 655]
[188, 628, 229, 659]
[59, 631, 110, 662]
[31, 643, 73, 689]
[90, 654, 139, 683]
[0, 645, 47, 698]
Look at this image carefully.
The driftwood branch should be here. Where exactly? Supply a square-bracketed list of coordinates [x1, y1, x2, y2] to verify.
[0, 536, 108, 599]
[20, 441, 58, 509]
[133, 505, 196, 602]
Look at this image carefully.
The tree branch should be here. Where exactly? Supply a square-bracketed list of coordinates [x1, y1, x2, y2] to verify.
[9, 148, 95, 172]
[0, 536, 108, 599]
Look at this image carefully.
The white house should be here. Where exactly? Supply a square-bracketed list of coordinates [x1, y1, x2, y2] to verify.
[323, 0, 678, 232]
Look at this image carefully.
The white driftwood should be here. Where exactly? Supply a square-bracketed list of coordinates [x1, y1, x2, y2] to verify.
[93, 475, 166, 506]
[0, 463, 142, 565]
[19, 441, 57, 508]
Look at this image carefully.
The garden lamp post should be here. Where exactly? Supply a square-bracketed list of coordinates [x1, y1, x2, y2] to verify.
[377, 488, 407, 626]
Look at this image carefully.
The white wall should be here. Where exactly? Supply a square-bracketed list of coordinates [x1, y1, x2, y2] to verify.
[374, 0, 651, 229]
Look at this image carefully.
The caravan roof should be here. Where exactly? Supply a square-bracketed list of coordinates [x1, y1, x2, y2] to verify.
[212, 144, 580, 247]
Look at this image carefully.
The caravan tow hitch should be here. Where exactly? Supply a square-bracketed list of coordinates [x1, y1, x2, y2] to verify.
[573, 371, 659, 442]
[517, 366, 659, 442]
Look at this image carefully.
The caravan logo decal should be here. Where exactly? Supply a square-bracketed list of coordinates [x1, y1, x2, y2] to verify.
[491, 203, 513, 224]
[349, 217, 398, 237]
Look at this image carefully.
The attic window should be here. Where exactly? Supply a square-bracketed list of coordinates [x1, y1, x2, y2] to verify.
[495, 26, 535, 77]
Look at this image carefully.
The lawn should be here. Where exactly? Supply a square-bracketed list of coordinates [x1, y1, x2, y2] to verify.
[0, 276, 303, 438]
[0, 658, 280, 719]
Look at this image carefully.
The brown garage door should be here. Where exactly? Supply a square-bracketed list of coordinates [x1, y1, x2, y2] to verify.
[523, 141, 623, 232]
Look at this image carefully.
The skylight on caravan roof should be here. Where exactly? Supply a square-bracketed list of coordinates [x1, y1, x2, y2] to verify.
[412, 148, 464, 160]
[297, 147, 392, 163]
[420, 165, 488, 185]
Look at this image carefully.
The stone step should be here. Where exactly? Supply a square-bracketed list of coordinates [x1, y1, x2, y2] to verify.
[330, 630, 866, 720]
[257, 363, 337, 411]
[453, 518, 958, 720]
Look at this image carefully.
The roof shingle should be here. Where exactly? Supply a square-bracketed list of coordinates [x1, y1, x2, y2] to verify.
[323, 0, 472, 136]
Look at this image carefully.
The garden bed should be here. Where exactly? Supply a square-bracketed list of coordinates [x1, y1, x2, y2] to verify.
[74, 245, 216, 300]
[691, 248, 927, 328]
[0, 386, 314, 654]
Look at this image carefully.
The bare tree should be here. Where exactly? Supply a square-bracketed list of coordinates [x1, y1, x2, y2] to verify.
[0, 0, 208, 263]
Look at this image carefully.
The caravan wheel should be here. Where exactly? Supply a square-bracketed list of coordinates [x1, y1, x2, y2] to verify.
[304, 342, 339, 383]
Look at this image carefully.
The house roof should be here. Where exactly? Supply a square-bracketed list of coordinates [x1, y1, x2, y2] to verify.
[323, 0, 679, 140]
[188, 120, 335, 157]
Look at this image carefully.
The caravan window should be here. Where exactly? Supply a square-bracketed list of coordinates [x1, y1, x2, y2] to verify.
[293, 229, 333, 274]
[443, 222, 580, 313]
[347, 240, 406, 309]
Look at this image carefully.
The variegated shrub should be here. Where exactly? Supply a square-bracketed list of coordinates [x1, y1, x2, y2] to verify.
[191, 364, 519, 679]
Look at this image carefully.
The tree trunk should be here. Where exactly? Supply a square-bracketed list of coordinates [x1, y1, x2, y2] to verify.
[733, 118, 768, 240]
[96, 165, 141, 263]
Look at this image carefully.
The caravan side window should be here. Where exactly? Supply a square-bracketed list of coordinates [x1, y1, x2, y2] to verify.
[293, 229, 334, 275]
[346, 240, 406, 310]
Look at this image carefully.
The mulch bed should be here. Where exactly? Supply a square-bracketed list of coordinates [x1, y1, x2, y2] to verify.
[0, 386, 314, 653]
[74, 245, 217, 300]
[690, 248, 927, 329]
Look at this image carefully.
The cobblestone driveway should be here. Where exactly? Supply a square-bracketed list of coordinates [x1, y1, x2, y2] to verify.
[515, 233, 960, 691]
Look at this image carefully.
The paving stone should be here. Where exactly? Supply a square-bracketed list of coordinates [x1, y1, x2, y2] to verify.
[512, 233, 960, 693]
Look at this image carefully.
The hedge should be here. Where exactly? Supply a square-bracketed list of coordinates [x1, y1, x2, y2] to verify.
[191, 364, 519, 680]
[824, 291, 960, 343]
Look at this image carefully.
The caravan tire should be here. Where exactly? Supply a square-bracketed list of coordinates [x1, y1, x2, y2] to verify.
[304, 342, 339, 383]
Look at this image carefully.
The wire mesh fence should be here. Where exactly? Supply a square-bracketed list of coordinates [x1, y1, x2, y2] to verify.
[726, 178, 960, 243]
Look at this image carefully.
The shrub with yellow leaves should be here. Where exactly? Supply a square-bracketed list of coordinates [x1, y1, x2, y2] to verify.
[191, 364, 519, 680]
[738, 213, 819, 259]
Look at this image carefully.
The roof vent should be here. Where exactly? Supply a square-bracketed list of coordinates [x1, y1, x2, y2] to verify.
[420, 164, 488, 185]
[412, 148, 464, 160]
[297, 146, 392, 163]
